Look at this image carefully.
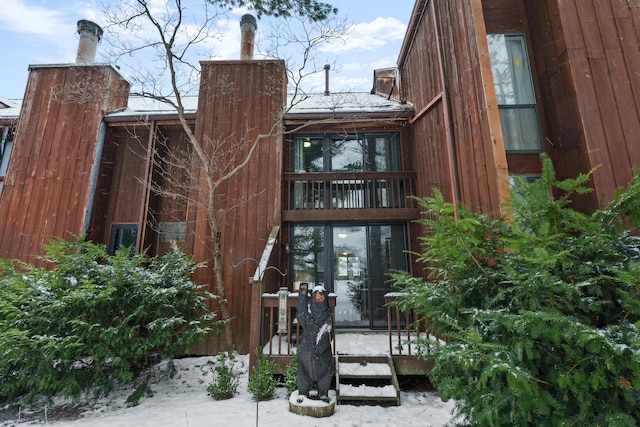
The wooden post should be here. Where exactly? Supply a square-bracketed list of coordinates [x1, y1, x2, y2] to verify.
[248, 277, 263, 372]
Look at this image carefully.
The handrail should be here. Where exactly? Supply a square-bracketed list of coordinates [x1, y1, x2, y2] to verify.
[252, 226, 280, 283]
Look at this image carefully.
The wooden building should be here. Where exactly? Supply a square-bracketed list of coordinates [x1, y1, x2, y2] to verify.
[1, 0, 640, 362]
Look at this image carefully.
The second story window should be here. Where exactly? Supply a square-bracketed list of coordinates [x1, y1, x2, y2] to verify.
[288, 133, 409, 211]
[488, 34, 543, 153]
[293, 133, 401, 173]
[0, 126, 14, 194]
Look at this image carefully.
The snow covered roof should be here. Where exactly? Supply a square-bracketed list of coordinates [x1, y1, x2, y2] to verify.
[0, 91, 413, 123]
[0, 97, 21, 121]
[285, 92, 412, 120]
[104, 95, 199, 122]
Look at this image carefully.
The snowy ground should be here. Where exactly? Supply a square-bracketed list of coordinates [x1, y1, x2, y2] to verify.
[0, 353, 456, 427]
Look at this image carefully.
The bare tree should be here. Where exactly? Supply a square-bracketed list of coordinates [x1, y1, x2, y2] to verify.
[101, 0, 347, 349]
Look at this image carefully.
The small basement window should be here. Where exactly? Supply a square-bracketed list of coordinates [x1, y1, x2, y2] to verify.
[108, 223, 138, 255]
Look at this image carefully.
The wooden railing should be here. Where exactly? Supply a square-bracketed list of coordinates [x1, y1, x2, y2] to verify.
[384, 293, 436, 357]
[255, 292, 435, 355]
[283, 171, 417, 211]
[260, 292, 337, 357]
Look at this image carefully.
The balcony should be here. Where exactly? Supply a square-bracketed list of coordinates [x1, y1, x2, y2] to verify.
[283, 171, 419, 222]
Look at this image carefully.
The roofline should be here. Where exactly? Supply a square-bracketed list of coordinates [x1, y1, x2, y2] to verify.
[284, 110, 413, 122]
[103, 112, 197, 123]
[398, 0, 429, 67]
[28, 62, 119, 71]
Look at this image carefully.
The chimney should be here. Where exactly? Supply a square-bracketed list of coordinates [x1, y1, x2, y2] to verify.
[240, 14, 257, 60]
[76, 20, 103, 64]
[324, 64, 331, 96]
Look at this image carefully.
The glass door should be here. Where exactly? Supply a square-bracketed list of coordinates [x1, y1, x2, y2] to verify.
[291, 224, 408, 329]
[333, 226, 369, 327]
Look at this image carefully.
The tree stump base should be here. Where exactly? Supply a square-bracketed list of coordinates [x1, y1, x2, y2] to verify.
[289, 390, 336, 418]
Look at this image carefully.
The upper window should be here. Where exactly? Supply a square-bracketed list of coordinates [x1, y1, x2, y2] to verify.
[293, 133, 401, 172]
[488, 34, 543, 153]
[0, 127, 14, 194]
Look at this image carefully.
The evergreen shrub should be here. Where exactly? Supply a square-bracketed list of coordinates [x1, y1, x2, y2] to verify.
[0, 239, 218, 405]
[283, 351, 299, 396]
[392, 158, 640, 426]
[207, 351, 240, 400]
[247, 348, 278, 400]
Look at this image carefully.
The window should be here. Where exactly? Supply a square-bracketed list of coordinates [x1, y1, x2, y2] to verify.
[488, 34, 543, 152]
[293, 133, 401, 172]
[0, 127, 14, 194]
[156, 222, 186, 256]
[291, 223, 408, 328]
[290, 133, 405, 210]
[108, 223, 138, 255]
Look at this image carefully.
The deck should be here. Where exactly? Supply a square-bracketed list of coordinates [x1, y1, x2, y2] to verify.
[251, 290, 436, 375]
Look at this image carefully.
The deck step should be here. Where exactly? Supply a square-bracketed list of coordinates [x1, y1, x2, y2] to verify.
[336, 354, 400, 406]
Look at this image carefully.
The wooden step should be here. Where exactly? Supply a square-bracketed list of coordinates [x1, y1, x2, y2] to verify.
[336, 354, 400, 405]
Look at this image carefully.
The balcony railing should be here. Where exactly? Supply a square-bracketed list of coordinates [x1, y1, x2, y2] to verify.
[283, 171, 417, 211]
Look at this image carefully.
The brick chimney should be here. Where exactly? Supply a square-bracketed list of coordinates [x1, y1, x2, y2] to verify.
[240, 14, 257, 60]
[76, 20, 103, 64]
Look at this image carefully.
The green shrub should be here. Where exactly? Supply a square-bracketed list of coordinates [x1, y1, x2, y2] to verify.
[392, 158, 640, 426]
[207, 351, 240, 400]
[247, 349, 278, 400]
[0, 239, 218, 405]
[282, 351, 299, 396]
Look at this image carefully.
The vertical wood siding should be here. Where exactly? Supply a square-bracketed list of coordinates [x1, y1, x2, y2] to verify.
[399, 0, 508, 218]
[87, 126, 150, 245]
[0, 65, 128, 265]
[527, 0, 640, 209]
[189, 60, 286, 354]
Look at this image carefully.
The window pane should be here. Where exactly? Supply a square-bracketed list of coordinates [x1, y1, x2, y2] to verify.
[367, 224, 407, 327]
[333, 226, 368, 327]
[499, 107, 543, 151]
[0, 139, 12, 176]
[331, 137, 363, 172]
[292, 225, 325, 290]
[488, 34, 535, 105]
[109, 224, 138, 255]
[488, 34, 542, 152]
[294, 137, 323, 172]
[365, 134, 401, 171]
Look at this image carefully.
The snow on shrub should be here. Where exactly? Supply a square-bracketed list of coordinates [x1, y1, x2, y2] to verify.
[392, 157, 640, 426]
[0, 239, 218, 405]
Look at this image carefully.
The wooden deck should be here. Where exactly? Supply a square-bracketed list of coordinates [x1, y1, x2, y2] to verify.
[253, 291, 436, 376]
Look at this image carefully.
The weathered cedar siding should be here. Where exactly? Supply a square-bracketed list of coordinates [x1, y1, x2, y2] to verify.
[0, 65, 128, 265]
[87, 126, 150, 245]
[399, 0, 508, 217]
[189, 60, 286, 354]
[482, 0, 543, 178]
[526, 0, 640, 209]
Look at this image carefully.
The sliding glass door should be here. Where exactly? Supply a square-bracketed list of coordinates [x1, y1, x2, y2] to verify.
[292, 223, 408, 329]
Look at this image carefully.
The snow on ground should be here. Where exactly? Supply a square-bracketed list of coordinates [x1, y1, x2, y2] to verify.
[1, 354, 456, 427]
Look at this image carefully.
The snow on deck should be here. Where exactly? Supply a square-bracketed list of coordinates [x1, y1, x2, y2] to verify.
[263, 331, 439, 356]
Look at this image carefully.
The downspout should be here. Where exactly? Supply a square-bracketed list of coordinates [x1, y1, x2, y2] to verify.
[83, 121, 107, 235]
[136, 121, 157, 252]
[432, 0, 460, 216]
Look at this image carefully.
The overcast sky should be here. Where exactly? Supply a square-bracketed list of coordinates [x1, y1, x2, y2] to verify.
[0, 0, 415, 99]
